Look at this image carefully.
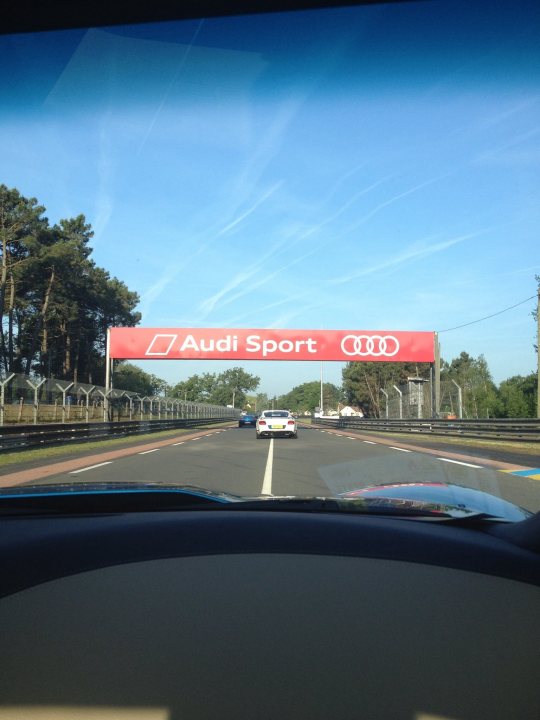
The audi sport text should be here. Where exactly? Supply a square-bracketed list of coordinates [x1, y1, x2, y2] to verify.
[246, 336, 318, 357]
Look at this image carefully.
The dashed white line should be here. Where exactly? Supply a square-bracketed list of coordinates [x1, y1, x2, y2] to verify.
[346, 436, 356, 440]
[172, 442, 185, 446]
[437, 457, 482, 469]
[389, 447, 412, 453]
[138, 449, 159, 455]
[261, 438, 274, 496]
[69, 462, 112, 474]
[363, 441, 377, 445]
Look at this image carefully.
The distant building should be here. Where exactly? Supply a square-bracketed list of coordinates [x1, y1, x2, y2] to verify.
[340, 406, 364, 417]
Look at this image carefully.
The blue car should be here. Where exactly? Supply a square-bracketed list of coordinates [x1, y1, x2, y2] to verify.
[238, 413, 257, 428]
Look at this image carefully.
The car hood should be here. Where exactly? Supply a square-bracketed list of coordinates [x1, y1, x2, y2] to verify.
[0, 480, 532, 522]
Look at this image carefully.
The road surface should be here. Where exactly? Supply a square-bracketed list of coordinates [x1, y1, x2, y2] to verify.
[6, 423, 539, 512]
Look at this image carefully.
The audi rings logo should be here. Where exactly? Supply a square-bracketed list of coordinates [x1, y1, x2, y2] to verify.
[340, 334, 400, 357]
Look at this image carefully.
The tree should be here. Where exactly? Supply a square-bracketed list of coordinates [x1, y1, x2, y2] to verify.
[209, 367, 260, 408]
[170, 368, 260, 407]
[171, 373, 217, 402]
[113, 363, 168, 396]
[0, 185, 141, 384]
[255, 392, 270, 411]
[342, 362, 431, 417]
[497, 374, 536, 418]
[0, 185, 48, 373]
[279, 381, 342, 413]
[441, 352, 499, 418]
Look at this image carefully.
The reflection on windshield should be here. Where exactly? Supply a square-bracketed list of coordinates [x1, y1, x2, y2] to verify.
[0, 0, 539, 513]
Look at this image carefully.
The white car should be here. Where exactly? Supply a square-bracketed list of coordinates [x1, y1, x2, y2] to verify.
[256, 410, 297, 439]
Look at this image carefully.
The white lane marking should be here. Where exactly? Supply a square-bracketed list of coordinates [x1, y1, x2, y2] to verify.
[363, 441, 377, 445]
[138, 449, 159, 455]
[261, 438, 274, 496]
[346, 436, 356, 440]
[389, 447, 412, 453]
[437, 457, 482, 469]
[173, 442, 185, 446]
[69, 462, 112, 474]
[191, 438, 201, 441]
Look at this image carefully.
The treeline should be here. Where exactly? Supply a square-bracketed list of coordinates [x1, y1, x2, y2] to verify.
[341, 352, 537, 419]
[169, 367, 260, 408]
[0, 185, 140, 384]
[440, 352, 536, 419]
[279, 381, 342, 413]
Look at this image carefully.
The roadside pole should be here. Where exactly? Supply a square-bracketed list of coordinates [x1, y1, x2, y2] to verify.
[105, 328, 111, 421]
[320, 361, 324, 416]
[434, 331, 441, 418]
[537, 287, 540, 418]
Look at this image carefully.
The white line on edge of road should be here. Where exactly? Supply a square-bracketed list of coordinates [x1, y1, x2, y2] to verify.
[437, 457, 483, 469]
[363, 441, 376, 445]
[69, 462, 112, 474]
[138, 449, 159, 455]
[173, 442, 185, 446]
[389, 447, 412, 453]
[261, 438, 274, 496]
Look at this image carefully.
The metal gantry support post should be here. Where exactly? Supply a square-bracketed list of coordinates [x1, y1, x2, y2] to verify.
[0, 373, 15, 426]
[380, 388, 389, 419]
[392, 385, 403, 420]
[434, 331, 441, 418]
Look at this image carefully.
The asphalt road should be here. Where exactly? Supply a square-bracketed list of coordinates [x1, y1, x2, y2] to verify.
[25, 423, 540, 512]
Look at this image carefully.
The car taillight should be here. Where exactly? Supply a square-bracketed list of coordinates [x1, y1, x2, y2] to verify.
[287, 420, 295, 425]
[259, 420, 266, 425]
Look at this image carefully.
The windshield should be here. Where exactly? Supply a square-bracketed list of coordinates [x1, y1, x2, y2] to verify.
[0, 0, 539, 517]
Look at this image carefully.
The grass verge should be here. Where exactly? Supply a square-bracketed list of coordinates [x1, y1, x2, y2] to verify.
[0, 422, 233, 468]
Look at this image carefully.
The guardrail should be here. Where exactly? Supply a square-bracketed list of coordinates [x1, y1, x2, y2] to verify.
[0, 417, 234, 454]
[311, 417, 540, 442]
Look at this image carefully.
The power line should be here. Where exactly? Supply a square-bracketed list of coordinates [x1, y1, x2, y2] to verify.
[438, 295, 536, 333]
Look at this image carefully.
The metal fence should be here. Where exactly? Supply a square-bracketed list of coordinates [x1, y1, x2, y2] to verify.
[0, 372, 234, 425]
[378, 379, 464, 420]
[379, 377, 433, 419]
[312, 416, 540, 442]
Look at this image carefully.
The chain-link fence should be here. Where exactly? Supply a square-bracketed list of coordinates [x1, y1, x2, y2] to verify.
[439, 380, 463, 419]
[379, 377, 433, 419]
[0, 372, 234, 425]
[378, 377, 464, 419]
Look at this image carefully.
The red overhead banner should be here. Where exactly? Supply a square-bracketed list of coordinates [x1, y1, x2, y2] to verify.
[109, 328, 435, 363]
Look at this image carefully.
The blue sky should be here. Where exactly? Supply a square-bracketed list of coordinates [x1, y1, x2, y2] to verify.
[1, 0, 539, 395]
